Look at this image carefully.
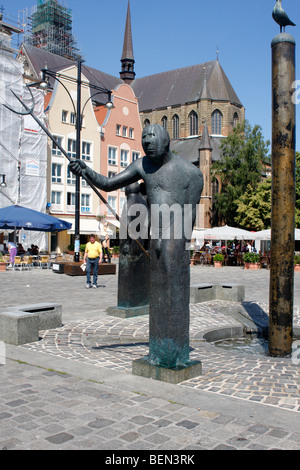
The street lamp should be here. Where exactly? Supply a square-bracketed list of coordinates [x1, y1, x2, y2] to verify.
[0, 174, 7, 188]
[39, 58, 114, 262]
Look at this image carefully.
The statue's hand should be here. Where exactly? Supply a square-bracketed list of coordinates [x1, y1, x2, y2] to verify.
[68, 159, 87, 176]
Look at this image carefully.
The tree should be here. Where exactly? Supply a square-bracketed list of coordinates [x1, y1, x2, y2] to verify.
[212, 121, 270, 226]
[234, 178, 271, 231]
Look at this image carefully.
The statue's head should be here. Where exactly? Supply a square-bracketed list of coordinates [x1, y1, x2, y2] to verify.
[142, 124, 170, 162]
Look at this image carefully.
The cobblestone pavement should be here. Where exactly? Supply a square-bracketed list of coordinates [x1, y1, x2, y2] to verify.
[1, 266, 300, 450]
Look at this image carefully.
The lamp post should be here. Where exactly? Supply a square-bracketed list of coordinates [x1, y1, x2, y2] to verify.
[0, 174, 7, 188]
[40, 58, 114, 262]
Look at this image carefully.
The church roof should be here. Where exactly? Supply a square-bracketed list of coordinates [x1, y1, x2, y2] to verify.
[131, 60, 242, 112]
[171, 135, 223, 165]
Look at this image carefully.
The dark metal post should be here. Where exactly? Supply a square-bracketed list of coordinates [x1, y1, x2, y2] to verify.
[269, 33, 296, 356]
[74, 58, 83, 262]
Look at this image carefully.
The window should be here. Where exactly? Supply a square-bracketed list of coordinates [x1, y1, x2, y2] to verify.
[129, 128, 134, 139]
[212, 110, 222, 134]
[108, 171, 116, 178]
[122, 126, 127, 137]
[52, 163, 62, 183]
[107, 195, 117, 215]
[120, 197, 126, 213]
[132, 151, 140, 161]
[67, 192, 75, 210]
[233, 112, 239, 128]
[67, 167, 76, 185]
[162, 116, 167, 129]
[144, 119, 150, 127]
[82, 141, 91, 161]
[108, 146, 117, 165]
[51, 191, 61, 206]
[70, 112, 76, 125]
[82, 178, 90, 187]
[81, 194, 90, 213]
[62, 110, 68, 123]
[67, 139, 76, 159]
[189, 111, 198, 136]
[121, 149, 129, 167]
[116, 124, 121, 135]
[172, 114, 179, 139]
[52, 136, 62, 156]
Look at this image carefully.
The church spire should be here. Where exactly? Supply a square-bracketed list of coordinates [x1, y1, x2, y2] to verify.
[120, 0, 135, 84]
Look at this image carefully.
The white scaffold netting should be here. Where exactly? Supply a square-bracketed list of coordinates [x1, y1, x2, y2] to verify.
[0, 53, 48, 250]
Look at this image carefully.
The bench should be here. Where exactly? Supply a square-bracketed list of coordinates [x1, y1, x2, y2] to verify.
[0, 303, 62, 345]
[190, 283, 245, 303]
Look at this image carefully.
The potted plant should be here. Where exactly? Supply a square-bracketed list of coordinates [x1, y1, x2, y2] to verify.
[243, 252, 260, 270]
[213, 253, 224, 268]
[294, 254, 300, 272]
[67, 243, 74, 255]
[112, 245, 119, 258]
[80, 244, 86, 259]
[0, 254, 6, 272]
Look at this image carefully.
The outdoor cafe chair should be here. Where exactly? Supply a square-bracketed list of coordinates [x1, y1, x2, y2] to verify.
[21, 256, 33, 270]
[38, 255, 50, 269]
[13, 256, 22, 271]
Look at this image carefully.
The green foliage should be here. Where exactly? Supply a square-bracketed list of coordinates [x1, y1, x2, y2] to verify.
[234, 178, 271, 231]
[80, 244, 86, 252]
[243, 252, 260, 263]
[295, 254, 300, 265]
[213, 253, 224, 262]
[212, 121, 270, 226]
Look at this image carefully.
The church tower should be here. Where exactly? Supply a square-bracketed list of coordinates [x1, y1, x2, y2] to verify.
[120, 1, 135, 84]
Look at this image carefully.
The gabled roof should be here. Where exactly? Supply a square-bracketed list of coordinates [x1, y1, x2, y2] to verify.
[131, 60, 242, 112]
[22, 44, 123, 104]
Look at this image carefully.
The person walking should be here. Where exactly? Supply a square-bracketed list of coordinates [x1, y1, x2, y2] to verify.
[83, 234, 103, 289]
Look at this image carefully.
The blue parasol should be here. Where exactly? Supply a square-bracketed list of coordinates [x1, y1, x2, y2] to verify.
[0, 205, 72, 232]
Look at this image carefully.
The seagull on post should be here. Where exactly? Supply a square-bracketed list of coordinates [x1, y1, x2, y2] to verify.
[272, 0, 296, 33]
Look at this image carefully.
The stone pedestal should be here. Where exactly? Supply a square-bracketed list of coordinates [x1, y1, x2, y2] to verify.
[132, 357, 202, 384]
[106, 305, 149, 318]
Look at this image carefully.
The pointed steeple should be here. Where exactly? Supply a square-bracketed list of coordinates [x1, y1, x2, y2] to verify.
[199, 121, 212, 150]
[120, 1, 135, 84]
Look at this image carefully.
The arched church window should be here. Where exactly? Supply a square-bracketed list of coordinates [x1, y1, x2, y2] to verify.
[162, 116, 168, 129]
[144, 119, 150, 127]
[172, 114, 179, 139]
[233, 112, 239, 128]
[189, 111, 198, 136]
[211, 110, 222, 135]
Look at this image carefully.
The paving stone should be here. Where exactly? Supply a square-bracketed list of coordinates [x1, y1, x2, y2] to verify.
[87, 418, 115, 429]
[176, 420, 199, 430]
[45, 432, 74, 444]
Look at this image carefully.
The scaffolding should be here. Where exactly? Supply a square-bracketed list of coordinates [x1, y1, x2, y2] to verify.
[24, 0, 80, 60]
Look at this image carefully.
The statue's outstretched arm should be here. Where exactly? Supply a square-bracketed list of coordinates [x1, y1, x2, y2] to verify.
[69, 159, 141, 192]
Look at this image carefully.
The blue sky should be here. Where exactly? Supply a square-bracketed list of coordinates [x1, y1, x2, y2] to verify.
[3, 0, 300, 151]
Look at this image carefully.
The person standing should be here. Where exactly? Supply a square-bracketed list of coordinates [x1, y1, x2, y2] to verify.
[102, 234, 111, 263]
[83, 234, 102, 289]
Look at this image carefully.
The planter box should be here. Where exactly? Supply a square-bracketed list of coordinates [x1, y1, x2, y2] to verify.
[0, 262, 6, 272]
[245, 262, 260, 270]
[214, 261, 223, 268]
[63, 261, 116, 276]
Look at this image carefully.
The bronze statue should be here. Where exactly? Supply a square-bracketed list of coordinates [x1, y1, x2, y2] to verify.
[69, 124, 203, 368]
